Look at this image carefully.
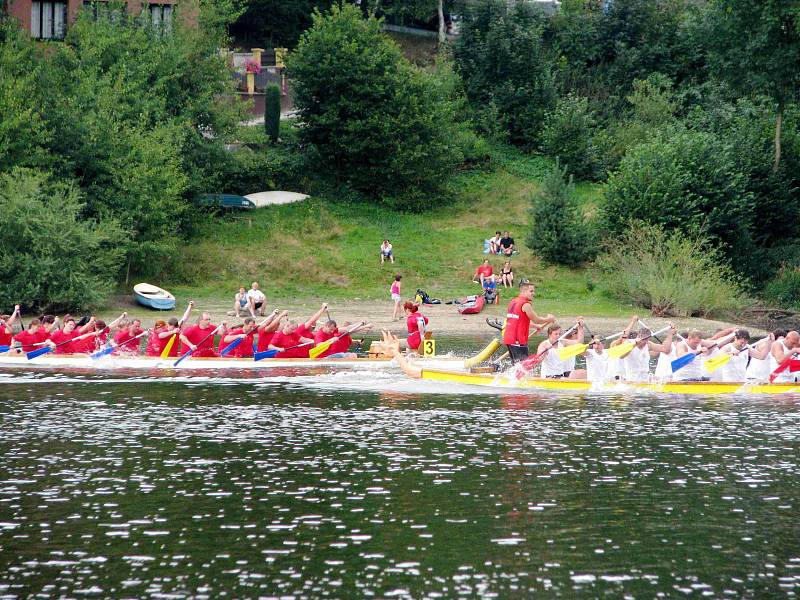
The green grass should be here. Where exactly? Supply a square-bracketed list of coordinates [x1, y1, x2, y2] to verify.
[156, 145, 633, 318]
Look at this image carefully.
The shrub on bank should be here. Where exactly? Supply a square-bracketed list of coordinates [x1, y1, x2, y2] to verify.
[764, 267, 800, 311]
[526, 161, 593, 267]
[593, 223, 745, 318]
[0, 169, 124, 312]
[540, 94, 597, 181]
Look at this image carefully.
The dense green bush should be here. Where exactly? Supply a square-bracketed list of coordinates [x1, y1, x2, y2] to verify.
[593, 223, 745, 318]
[0, 169, 124, 312]
[288, 4, 464, 206]
[764, 267, 800, 311]
[453, 1, 555, 149]
[540, 94, 596, 180]
[601, 129, 755, 266]
[265, 84, 281, 143]
[526, 161, 593, 267]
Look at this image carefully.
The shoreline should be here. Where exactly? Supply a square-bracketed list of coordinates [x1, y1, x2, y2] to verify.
[77, 296, 768, 340]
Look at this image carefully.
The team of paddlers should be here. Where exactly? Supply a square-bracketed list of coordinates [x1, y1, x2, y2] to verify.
[0, 302, 374, 360]
[499, 281, 800, 383]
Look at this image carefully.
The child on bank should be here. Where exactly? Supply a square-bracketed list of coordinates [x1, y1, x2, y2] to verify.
[390, 275, 402, 320]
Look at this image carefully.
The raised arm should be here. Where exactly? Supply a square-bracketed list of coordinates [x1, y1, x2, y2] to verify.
[107, 312, 127, 330]
[522, 303, 556, 327]
[648, 325, 675, 355]
[179, 301, 194, 326]
[749, 334, 774, 360]
[304, 303, 328, 330]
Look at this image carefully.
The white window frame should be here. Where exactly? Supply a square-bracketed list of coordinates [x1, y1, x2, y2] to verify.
[31, 1, 67, 40]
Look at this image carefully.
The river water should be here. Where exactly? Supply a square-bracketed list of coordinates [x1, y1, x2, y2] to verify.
[1, 361, 800, 598]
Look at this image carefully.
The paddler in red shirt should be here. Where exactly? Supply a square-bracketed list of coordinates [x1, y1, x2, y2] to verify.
[179, 312, 224, 358]
[255, 309, 287, 354]
[268, 303, 330, 358]
[502, 280, 556, 363]
[402, 301, 428, 352]
[11, 319, 55, 353]
[50, 317, 94, 354]
[313, 320, 371, 358]
[145, 302, 194, 357]
[0, 305, 21, 349]
[220, 317, 258, 358]
[112, 319, 145, 355]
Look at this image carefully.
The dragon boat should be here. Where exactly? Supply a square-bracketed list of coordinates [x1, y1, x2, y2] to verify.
[419, 368, 800, 395]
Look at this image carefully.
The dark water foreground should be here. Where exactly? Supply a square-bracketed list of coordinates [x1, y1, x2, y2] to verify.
[1, 368, 800, 598]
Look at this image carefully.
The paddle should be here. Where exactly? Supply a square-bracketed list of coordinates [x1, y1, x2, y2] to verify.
[557, 328, 626, 361]
[254, 341, 314, 361]
[174, 324, 223, 367]
[515, 323, 578, 378]
[91, 330, 149, 360]
[703, 338, 769, 374]
[25, 328, 104, 360]
[0, 345, 8, 353]
[607, 325, 672, 360]
[309, 322, 364, 359]
[160, 301, 194, 359]
[220, 337, 244, 357]
[671, 333, 735, 374]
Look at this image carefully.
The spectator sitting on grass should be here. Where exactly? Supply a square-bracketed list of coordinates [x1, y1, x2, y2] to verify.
[499, 231, 515, 256]
[489, 231, 502, 254]
[380, 239, 394, 264]
[247, 281, 266, 316]
[473, 259, 493, 286]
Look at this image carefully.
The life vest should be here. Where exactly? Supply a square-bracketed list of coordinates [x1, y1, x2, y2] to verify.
[503, 295, 530, 346]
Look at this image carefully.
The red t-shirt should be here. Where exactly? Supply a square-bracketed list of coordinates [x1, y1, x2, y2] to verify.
[179, 324, 219, 357]
[476, 265, 493, 278]
[221, 328, 255, 358]
[13, 329, 46, 351]
[50, 329, 80, 355]
[313, 329, 337, 358]
[0, 324, 12, 348]
[145, 326, 178, 357]
[256, 328, 275, 353]
[406, 313, 428, 350]
[270, 330, 311, 358]
[114, 328, 143, 355]
[331, 333, 352, 354]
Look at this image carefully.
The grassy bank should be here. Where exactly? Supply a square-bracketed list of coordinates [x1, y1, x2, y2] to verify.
[144, 146, 630, 319]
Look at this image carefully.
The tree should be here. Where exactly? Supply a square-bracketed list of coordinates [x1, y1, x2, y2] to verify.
[704, 1, 800, 171]
[372, 0, 449, 44]
[0, 169, 124, 312]
[526, 160, 592, 267]
[264, 84, 281, 143]
[540, 94, 596, 180]
[34, 5, 245, 275]
[288, 3, 463, 205]
[229, 0, 334, 49]
[602, 129, 756, 271]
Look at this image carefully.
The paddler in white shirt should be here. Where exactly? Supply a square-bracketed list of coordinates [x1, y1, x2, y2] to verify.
[769, 330, 800, 383]
[717, 329, 773, 383]
[611, 317, 676, 382]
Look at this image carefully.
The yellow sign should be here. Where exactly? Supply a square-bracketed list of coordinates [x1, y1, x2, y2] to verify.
[422, 339, 436, 358]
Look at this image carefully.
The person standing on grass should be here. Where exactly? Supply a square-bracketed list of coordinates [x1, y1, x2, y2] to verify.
[381, 239, 394, 264]
[391, 275, 402, 320]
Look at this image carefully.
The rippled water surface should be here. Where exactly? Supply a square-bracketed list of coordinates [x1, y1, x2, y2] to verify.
[2, 364, 800, 598]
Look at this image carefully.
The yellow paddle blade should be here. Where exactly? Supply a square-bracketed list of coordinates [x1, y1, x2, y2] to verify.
[557, 343, 588, 361]
[160, 333, 176, 359]
[703, 353, 732, 373]
[308, 339, 333, 359]
[607, 340, 635, 359]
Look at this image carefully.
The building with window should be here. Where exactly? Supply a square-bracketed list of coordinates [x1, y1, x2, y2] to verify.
[6, 1, 178, 40]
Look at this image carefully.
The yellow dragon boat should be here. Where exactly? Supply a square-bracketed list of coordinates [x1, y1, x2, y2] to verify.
[420, 368, 800, 395]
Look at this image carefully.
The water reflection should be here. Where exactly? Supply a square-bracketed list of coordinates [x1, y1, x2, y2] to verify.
[0, 374, 799, 598]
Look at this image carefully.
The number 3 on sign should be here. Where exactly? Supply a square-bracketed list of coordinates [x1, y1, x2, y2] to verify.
[422, 339, 436, 357]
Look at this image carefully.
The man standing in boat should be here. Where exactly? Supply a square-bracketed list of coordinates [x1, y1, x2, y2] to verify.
[502, 280, 556, 363]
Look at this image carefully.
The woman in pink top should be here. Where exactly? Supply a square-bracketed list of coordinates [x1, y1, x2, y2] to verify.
[390, 275, 402, 320]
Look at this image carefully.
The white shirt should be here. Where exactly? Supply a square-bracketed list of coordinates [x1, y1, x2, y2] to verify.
[540, 342, 570, 377]
[674, 342, 703, 381]
[585, 349, 609, 383]
[655, 341, 677, 380]
[381, 243, 392, 254]
[719, 342, 748, 382]
[623, 344, 651, 381]
[247, 288, 266, 303]
[769, 340, 795, 383]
